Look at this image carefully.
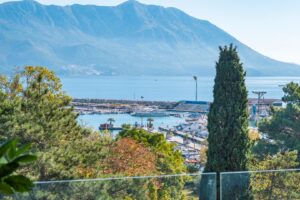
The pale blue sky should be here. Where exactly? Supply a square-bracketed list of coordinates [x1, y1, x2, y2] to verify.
[1, 0, 300, 64]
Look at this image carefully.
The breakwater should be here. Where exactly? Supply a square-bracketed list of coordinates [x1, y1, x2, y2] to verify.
[72, 98, 178, 109]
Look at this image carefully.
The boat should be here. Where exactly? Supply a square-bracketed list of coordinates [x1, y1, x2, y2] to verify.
[131, 111, 170, 117]
[170, 113, 182, 118]
[99, 123, 123, 131]
[185, 118, 198, 122]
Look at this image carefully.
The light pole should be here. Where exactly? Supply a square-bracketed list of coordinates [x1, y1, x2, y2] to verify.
[141, 96, 144, 127]
[193, 76, 198, 101]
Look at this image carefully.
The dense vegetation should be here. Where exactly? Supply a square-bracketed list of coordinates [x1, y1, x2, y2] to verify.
[246, 82, 300, 199]
[0, 67, 111, 181]
[117, 127, 187, 199]
[254, 82, 300, 163]
[0, 67, 189, 199]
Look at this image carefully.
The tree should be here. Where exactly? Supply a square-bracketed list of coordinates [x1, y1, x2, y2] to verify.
[250, 82, 300, 200]
[0, 139, 36, 195]
[107, 118, 115, 126]
[118, 127, 186, 174]
[282, 82, 300, 105]
[118, 127, 187, 199]
[103, 138, 156, 176]
[147, 118, 154, 129]
[200, 45, 252, 200]
[258, 82, 300, 162]
[250, 151, 300, 199]
[0, 67, 112, 181]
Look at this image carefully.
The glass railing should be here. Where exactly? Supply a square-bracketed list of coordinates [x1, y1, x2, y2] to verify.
[221, 169, 300, 200]
[6, 173, 216, 200]
[3, 169, 300, 199]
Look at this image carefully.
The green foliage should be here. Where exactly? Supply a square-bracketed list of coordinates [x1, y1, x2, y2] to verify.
[118, 127, 186, 174]
[251, 151, 299, 170]
[201, 44, 252, 200]
[250, 151, 300, 199]
[0, 67, 112, 182]
[253, 82, 300, 199]
[0, 139, 36, 195]
[257, 82, 300, 162]
[251, 139, 279, 160]
[282, 82, 300, 105]
[186, 164, 199, 174]
[118, 127, 187, 199]
[0, 66, 194, 199]
[205, 44, 250, 172]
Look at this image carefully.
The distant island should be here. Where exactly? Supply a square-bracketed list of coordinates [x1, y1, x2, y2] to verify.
[0, 0, 300, 76]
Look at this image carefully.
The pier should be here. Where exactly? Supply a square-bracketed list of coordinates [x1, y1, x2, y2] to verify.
[158, 127, 205, 144]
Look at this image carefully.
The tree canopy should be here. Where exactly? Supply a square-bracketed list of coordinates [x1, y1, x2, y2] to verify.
[0, 67, 111, 181]
[257, 82, 300, 163]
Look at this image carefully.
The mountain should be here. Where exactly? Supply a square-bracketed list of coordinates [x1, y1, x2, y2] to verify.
[0, 0, 299, 76]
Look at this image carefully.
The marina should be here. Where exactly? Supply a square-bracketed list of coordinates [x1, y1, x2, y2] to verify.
[76, 96, 283, 166]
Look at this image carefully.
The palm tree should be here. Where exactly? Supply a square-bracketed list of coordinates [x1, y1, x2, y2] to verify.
[147, 118, 154, 129]
[107, 118, 115, 127]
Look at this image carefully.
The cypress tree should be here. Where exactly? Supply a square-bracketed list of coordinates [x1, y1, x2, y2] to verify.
[199, 44, 252, 200]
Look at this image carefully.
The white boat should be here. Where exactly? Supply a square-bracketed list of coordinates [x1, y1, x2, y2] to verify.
[131, 111, 170, 117]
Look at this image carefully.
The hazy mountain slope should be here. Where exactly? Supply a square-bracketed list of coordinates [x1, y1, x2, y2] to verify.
[0, 0, 299, 76]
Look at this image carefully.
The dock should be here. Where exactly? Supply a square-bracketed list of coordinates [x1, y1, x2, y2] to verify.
[158, 127, 205, 144]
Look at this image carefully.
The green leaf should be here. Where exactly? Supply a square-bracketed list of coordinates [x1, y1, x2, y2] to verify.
[0, 140, 13, 158]
[13, 155, 37, 164]
[0, 157, 7, 165]
[0, 182, 14, 195]
[7, 140, 17, 161]
[4, 175, 34, 193]
[0, 162, 19, 178]
[15, 143, 31, 157]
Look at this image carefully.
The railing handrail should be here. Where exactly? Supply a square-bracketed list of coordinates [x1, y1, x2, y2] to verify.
[35, 172, 216, 184]
[34, 168, 300, 184]
[220, 168, 300, 175]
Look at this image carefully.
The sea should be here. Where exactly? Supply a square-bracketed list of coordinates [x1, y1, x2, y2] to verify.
[60, 76, 300, 130]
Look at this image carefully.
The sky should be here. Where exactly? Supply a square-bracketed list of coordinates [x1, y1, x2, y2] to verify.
[1, 0, 299, 64]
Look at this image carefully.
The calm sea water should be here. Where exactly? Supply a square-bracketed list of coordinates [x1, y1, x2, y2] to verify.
[78, 113, 185, 131]
[60, 76, 300, 101]
[60, 76, 300, 130]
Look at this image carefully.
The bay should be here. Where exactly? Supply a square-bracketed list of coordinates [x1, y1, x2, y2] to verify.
[78, 113, 186, 131]
[60, 76, 300, 102]
[60, 76, 300, 130]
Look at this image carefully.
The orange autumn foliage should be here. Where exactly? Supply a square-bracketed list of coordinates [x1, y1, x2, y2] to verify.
[104, 138, 156, 176]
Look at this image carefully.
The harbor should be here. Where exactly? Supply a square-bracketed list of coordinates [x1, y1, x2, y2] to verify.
[75, 97, 282, 167]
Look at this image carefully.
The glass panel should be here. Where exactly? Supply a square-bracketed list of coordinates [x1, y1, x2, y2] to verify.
[4, 173, 216, 200]
[221, 169, 300, 200]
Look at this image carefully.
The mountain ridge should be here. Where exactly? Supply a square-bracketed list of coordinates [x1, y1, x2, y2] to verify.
[0, 0, 299, 76]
